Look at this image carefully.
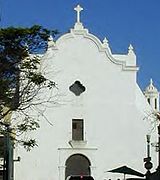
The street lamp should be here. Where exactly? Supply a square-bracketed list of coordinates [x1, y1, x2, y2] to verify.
[144, 134, 153, 180]
[149, 112, 160, 180]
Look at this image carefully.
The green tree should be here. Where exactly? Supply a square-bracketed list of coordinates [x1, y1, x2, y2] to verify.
[0, 25, 58, 150]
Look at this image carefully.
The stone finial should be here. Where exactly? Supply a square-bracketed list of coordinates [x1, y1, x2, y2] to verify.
[150, 78, 153, 86]
[103, 37, 109, 45]
[48, 35, 54, 41]
[74, 4, 83, 23]
[128, 44, 136, 56]
[48, 35, 55, 47]
[128, 44, 134, 51]
[102, 37, 111, 53]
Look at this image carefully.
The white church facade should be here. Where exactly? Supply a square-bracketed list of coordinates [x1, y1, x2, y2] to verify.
[14, 5, 159, 180]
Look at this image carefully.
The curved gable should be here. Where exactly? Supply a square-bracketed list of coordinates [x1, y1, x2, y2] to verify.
[49, 27, 138, 72]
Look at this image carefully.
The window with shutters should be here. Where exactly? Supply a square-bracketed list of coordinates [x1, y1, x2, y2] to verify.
[72, 119, 84, 141]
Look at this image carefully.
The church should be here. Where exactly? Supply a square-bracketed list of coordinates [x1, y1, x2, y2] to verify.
[14, 5, 159, 180]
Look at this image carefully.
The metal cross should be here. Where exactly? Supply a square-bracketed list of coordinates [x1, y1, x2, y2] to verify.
[74, 5, 83, 23]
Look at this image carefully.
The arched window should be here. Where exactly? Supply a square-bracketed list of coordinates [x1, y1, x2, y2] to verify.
[65, 154, 91, 179]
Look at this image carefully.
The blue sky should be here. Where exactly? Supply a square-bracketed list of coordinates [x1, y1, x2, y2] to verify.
[1, 0, 160, 90]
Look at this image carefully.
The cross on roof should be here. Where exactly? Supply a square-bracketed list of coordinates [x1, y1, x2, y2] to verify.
[74, 4, 83, 23]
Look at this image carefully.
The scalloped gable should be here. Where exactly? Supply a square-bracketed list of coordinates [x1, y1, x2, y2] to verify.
[48, 27, 138, 72]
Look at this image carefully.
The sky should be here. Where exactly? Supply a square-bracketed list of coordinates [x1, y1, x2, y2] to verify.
[1, 0, 160, 90]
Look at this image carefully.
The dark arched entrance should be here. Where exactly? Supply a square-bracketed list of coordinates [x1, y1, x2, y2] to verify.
[65, 154, 91, 179]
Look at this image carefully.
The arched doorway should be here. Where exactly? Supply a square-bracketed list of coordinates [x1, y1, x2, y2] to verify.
[65, 154, 91, 179]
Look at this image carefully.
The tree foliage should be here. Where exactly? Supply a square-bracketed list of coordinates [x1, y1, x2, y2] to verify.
[0, 25, 58, 150]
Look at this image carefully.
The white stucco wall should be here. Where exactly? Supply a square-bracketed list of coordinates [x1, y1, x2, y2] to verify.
[14, 25, 157, 180]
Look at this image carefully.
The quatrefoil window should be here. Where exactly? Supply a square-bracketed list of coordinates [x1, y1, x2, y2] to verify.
[69, 81, 86, 96]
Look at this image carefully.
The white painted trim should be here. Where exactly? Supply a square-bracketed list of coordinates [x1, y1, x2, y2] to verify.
[50, 28, 139, 71]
